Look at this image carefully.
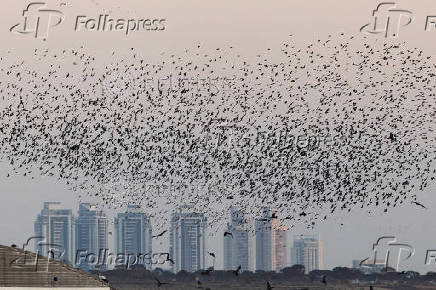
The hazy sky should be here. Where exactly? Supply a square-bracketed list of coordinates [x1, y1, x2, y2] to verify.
[1, 0, 436, 273]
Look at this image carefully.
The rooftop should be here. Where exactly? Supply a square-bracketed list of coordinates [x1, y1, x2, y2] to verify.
[0, 244, 111, 288]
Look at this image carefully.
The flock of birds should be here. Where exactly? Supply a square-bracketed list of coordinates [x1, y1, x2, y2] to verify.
[151, 268, 295, 290]
[149, 267, 328, 290]
[0, 34, 435, 233]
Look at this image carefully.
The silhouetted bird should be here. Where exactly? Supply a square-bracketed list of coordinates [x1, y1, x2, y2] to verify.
[153, 275, 168, 288]
[201, 267, 214, 275]
[152, 230, 167, 238]
[233, 265, 242, 276]
[412, 201, 427, 209]
[321, 275, 327, 286]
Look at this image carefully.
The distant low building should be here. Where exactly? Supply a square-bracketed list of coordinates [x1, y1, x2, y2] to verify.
[352, 259, 386, 274]
[0, 244, 111, 289]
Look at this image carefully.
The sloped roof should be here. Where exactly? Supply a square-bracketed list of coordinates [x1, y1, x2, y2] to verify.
[0, 244, 110, 288]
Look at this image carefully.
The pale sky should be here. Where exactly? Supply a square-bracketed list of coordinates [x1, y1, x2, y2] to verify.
[1, 0, 436, 273]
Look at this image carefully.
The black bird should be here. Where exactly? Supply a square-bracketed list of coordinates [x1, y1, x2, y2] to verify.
[321, 275, 327, 286]
[152, 275, 168, 288]
[167, 257, 175, 264]
[266, 281, 274, 290]
[207, 252, 216, 259]
[201, 267, 214, 275]
[412, 201, 427, 209]
[1, 36, 435, 235]
[152, 230, 167, 238]
[70, 144, 80, 150]
[224, 232, 233, 238]
[162, 253, 174, 264]
[232, 265, 241, 276]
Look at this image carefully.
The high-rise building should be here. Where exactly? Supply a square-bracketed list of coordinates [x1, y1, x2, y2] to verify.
[255, 208, 271, 271]
[223, 208, 249, 271]
[254, 208, 288, 272]
[248, 234, 256, 272]
[114, 205, 152, 268]
[34, 202, 74, 263]
[291, 235, 323, 273]
[169, 206, 207, 273]
[271, 210, 288, 272]
[75, 203, 108, 270]
[223, 225, 233, 270]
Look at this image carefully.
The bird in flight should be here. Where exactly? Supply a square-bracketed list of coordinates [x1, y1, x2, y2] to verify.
[224, 231, 233, 238]
[412, 201, 427, 209]
[152, 230, 167, 238]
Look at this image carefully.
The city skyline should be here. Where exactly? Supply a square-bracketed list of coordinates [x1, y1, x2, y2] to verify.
[29, 201, 327, 273]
